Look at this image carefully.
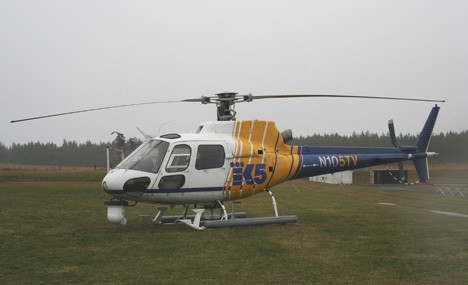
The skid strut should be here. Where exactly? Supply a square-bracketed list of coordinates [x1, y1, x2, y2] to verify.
[180, 209, 206, 230]
[266, 189, 279, 217]
[217, 200, 229, 220]
[151, 206, 168, 224]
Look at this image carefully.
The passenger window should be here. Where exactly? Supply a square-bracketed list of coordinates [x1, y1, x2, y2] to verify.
[158, 175, 185, 189]
[166, 144, 191, 173]
[196, 145, 225, 170]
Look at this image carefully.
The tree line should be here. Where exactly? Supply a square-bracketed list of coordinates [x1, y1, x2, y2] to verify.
[0, 131, 467, 167]
[0, 133, 143, 168]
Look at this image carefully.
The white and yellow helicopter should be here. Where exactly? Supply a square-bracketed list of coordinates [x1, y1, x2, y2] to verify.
[11, 93, 444, 230]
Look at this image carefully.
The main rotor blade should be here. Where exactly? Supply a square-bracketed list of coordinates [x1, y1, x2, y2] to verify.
[11, 93, 446, 124]
[10, 100, 181, 123]
[251, 94, 445, 103]
[181, 98, 204, 102]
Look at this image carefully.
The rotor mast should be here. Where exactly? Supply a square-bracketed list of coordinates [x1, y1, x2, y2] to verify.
[198, 92, 253, 121]
[216, 92, 239, 121]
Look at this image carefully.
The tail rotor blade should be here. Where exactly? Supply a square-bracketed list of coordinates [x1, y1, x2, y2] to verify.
[398, 162, 406, 182]
[388, 119, 399, 148]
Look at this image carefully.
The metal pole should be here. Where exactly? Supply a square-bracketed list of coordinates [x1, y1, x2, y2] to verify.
[106, 147, 110, 173]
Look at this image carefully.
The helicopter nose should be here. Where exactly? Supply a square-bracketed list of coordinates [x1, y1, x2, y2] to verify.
[102, 169, 152, 196]
[102, 169, 127, 193]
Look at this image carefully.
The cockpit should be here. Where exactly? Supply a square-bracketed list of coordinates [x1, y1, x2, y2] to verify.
[117, 140, 169, 173]
[116, 139, 194, 174]
[104, 137, 228, 197]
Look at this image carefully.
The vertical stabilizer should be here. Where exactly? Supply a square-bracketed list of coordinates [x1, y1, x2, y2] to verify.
[413, 105, 440, 182]
[416, 105, 440, 152]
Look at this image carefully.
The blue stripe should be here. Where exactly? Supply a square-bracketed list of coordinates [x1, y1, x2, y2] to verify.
[107, 187, 222, 195]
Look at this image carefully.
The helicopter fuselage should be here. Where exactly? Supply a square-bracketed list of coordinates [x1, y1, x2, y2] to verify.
[103, 120, 296, 205]
[102, 118, 431, 206]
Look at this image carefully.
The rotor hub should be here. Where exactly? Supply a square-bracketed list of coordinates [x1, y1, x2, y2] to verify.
[215, 92, 238, 121]
[215, 92, 238, 99]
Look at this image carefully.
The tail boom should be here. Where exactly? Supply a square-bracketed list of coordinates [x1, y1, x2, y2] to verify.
[290, 105, 440, 183]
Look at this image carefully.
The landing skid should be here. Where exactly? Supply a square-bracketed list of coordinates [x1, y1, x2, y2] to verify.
[204, 215, 298, 229]
[141, 209, 297, 230]
[141, 190, 298, 230]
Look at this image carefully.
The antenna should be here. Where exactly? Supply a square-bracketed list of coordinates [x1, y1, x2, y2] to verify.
[158, 120, 175, 135]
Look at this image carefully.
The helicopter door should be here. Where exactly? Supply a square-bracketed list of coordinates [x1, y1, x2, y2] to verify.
[157, 143, 192, 190]
[189, 143, 228, 190]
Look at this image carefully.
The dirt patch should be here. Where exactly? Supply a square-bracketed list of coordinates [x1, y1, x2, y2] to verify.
[0, 163, 105, 171]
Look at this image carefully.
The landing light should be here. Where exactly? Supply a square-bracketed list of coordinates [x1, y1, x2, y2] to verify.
[102, 181, 108, 192]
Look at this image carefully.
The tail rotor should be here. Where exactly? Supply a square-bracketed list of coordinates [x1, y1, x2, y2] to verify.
[388, 119, 407, 182]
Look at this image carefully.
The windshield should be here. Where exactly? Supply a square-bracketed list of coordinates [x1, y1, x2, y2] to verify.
[118, 140, 169, 173]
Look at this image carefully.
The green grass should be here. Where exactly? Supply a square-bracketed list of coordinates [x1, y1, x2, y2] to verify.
[0, 171, 467, 284]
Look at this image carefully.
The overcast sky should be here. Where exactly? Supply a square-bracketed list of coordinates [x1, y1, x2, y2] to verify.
[1, 0, 467, 146]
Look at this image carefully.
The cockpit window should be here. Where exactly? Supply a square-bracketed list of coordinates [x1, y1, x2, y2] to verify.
[166, 144, 191, 173]
[118, 140, 169, 173]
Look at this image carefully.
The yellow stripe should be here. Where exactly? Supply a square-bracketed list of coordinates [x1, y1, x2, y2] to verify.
[223, 120, 298, 201]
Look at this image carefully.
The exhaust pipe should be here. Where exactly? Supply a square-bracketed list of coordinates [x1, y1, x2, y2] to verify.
[281, 129, 293, 143]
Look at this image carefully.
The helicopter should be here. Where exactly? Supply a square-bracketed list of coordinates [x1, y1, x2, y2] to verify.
[11, 92, 445, 230]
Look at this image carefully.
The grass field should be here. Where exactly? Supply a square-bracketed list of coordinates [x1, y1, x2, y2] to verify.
[0, 170, 467, 284]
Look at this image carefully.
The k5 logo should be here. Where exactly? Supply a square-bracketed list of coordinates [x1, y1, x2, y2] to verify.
[230, 162, 267, 186]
